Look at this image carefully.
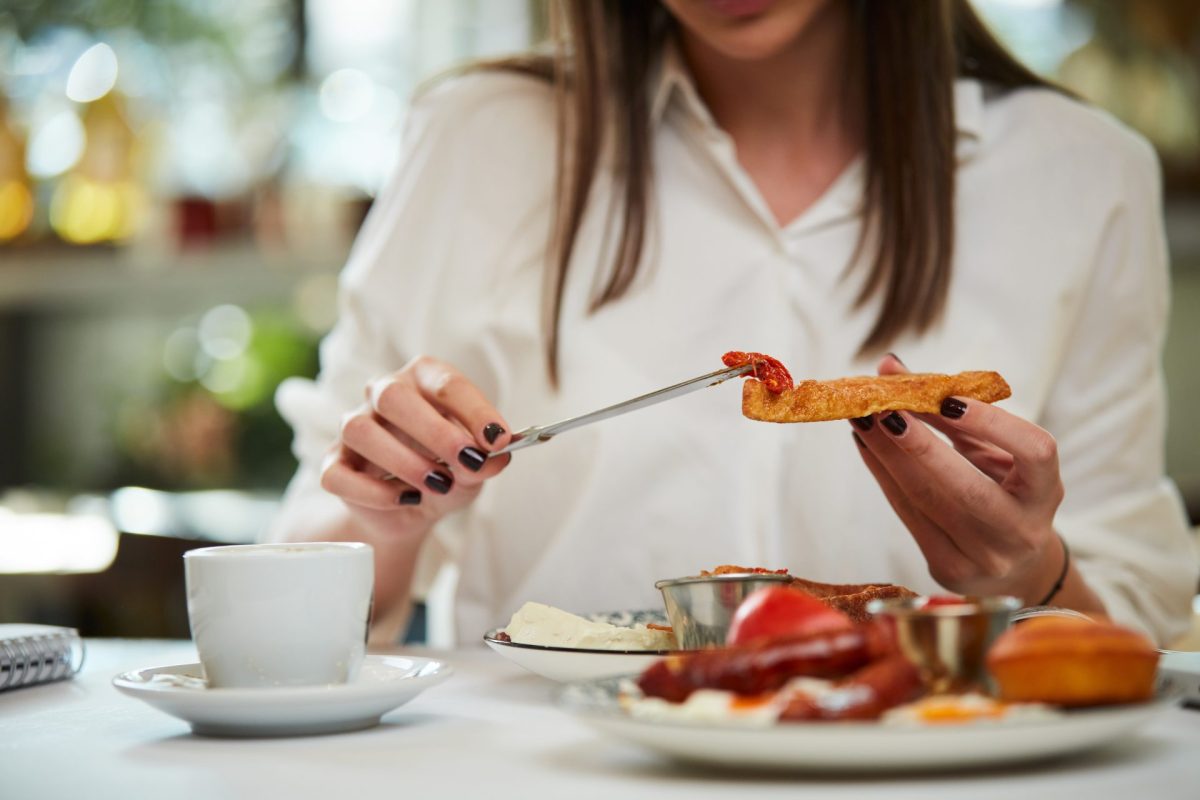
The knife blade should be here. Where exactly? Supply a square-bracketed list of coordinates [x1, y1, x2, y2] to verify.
[491, 363, 754, 456]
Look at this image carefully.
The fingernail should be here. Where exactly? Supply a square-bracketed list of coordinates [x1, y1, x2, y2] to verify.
[852, 432, 865, 448]
[882, 412, 907, 436]
[941, 397, 966, 419]
[424, 470, 453, 494]
[397, 490, 422, 506]
[458, 446, 486, 472]
[888, 352, 906, 367]
[851, 416, 874, 432]
[483, 423, 505, 445]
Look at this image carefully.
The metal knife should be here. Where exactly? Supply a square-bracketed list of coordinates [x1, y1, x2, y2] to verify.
[491, 363, 753, 456]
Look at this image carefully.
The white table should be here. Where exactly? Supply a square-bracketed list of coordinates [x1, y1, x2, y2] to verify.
[2, 640, 1198, 799]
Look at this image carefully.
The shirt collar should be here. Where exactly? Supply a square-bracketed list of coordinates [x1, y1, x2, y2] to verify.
[650, 40, 712, 129]
[650, 42, 987, 157]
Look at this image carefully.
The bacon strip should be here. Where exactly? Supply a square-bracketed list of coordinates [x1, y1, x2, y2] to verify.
[779, 655, 924, 722]
[636, 620, 897, 704]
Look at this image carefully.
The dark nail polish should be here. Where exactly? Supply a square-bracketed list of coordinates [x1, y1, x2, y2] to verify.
[483, 423, 505, 445]
[941, 397, 966, 419]
[851, 416, 874, 432]
[424, 470, 453, 494]
[458, 446, 486, 472]
[397, 490, 422, 506]
[852, 432, 865, 448]
[882, 412, 907, 436]
[887, 352, 906, 368]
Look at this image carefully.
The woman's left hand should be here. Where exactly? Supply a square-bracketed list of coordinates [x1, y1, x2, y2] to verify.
[850, 355, 1067, 604]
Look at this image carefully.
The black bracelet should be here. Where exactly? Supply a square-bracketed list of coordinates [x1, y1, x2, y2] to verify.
[1036, 534, 1070, 606]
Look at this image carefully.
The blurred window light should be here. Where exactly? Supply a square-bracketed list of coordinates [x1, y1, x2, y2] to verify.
[106, 487, 277, 544]
[201, 354, 250, 395]
[307, 0, 414, 76]
[163, 327, 203, 382]
[0, 181, 34, 241]
[166, 100, 251, 198]
[198, 304, 253, 360]
[973, 0, 1090, 76]
[985, 0, 1061, 7]
[300, 0, 533, 193]
[0, 508, 119, 575]
[293, 272, 340, 333]
[49, 175, 140, 244]
[26, 110, 85, 178]
[10, 41, 62, 77]
[319, 68, 377, 123]
[108, 487, 174, 537]
[66, 43, 119, 103]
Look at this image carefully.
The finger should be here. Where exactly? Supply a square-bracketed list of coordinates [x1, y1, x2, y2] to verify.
[410, 357, 513, 453]
[859, 411, 1020, 543]
[909, 412, 1014, 483]
[876, 356, 1015, 485]
[877, 353, 907, 376]
[911, 410, 992, 450]
[320, 452, 418, 511]
[369, 382, 493, 488]
[378, 414, 512, 484]
[878, 356, 994, 452]
[932, 398, 1060, 500]
[851, 431, 970, 576]
[340, 412, 453, 495]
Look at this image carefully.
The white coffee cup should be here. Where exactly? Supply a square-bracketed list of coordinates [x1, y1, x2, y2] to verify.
[184, 542, 374, 688]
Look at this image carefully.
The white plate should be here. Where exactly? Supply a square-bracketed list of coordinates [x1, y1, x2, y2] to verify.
[558, 677, 1175, 773]
[113, 654, 452, 737]
[1159, 650, 1200, 706]
[484, 610, 672, 683]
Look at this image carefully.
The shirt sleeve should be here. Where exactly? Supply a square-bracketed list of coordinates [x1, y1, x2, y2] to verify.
[1040, 136, 1196, 645]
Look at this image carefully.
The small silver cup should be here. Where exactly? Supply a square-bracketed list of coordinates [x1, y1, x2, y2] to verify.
[656, 573, 795, 650]
[868, 595, 1021, 694]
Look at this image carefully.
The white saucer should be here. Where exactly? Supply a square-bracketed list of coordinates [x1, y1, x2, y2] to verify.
[113, 654, 452, 737]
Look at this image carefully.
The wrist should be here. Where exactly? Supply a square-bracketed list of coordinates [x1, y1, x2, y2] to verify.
[346, 500, 435, 541]
[1020, 532, 1069, 607]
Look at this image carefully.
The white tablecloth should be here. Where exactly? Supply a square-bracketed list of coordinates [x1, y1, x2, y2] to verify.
[2, 640, 1198, 799]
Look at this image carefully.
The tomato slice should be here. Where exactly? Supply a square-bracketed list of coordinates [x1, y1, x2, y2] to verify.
[726, 586, 853, 646]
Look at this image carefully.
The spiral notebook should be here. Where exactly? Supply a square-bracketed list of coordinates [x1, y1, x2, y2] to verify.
[0, 624, 86, 691]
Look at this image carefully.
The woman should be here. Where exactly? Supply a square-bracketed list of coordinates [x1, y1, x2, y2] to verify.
[269, 0, 1197, 645]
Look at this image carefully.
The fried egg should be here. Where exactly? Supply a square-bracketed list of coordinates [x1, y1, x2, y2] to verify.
[882, 693, 1061, 726]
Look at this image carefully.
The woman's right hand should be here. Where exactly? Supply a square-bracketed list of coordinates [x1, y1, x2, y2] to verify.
[319, 356, 513, 538]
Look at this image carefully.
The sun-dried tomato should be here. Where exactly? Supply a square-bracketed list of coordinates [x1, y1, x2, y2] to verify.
[722, 351, 794, 394]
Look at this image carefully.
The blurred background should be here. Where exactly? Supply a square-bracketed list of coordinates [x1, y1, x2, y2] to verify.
[0, 0, 1197, 643]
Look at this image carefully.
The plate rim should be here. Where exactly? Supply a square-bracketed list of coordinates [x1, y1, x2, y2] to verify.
[483, 630, 675, 657]
[556, 675, 1177, 735]
[112, 653, 453, 699]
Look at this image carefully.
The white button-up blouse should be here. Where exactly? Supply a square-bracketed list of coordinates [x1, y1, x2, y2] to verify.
[271, 53, 1197, 645]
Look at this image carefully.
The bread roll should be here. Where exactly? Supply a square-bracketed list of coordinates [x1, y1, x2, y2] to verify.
[986, 617, 1159, 707]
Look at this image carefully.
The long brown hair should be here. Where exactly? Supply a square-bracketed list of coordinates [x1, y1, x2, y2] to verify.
[495, 1, 1053, 384]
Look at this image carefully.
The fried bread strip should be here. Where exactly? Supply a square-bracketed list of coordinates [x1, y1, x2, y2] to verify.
[742, 371, 1010, 423]
[699, 565, 789, 577]
[788, 578, 918, 623]
[817, 586, 918, 623]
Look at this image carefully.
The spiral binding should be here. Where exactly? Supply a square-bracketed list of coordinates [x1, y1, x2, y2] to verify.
[0, 628, 85, 691]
